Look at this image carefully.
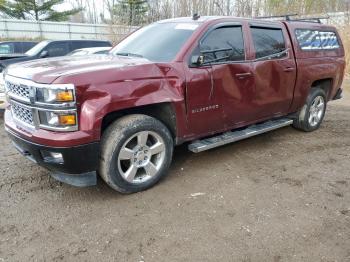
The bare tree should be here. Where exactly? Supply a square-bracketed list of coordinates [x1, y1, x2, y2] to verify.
[70, 0, 350, 25]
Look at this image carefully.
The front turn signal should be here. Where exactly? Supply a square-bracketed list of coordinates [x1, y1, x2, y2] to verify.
[59, 114, 76, 126]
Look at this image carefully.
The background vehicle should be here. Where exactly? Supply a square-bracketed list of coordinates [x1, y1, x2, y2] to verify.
[0, 41, 38, 60]
[0, 39, 112, 72]
[3, 16, 345, 193]
[67, 47, 111, 56]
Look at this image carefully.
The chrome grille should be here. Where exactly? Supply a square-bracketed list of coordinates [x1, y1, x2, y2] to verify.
[11, 102, 34, 126]
[6, 81, 31, 100]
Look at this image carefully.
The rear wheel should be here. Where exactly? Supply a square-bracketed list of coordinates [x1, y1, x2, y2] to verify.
[293, 88, 327, 132]
[99, 114, 173, 193]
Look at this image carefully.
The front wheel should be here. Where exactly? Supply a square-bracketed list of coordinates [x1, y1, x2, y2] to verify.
[99, 114, 173, 193]
[293, 88, 327, 132]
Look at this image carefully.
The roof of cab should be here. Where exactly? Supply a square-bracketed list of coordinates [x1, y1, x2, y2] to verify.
[157, 15, 285, 26]
[157, 15, 332, 28]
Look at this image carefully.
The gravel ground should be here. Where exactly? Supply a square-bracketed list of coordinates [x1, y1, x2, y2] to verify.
[0, 82, 349, 262]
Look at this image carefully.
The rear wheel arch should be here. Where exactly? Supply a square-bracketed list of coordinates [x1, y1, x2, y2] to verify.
[310, 78, 333, 100]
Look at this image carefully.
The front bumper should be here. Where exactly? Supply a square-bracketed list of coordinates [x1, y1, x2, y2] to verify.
[6, 127, 100, 186]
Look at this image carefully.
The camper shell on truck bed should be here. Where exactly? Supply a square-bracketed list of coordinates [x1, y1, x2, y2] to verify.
[3, 16, 345, 193]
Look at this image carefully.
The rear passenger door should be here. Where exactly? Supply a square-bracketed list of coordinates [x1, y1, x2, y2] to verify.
[249, 25, 297, 119]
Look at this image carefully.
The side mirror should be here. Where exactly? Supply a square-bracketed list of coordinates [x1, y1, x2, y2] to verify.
[191, 55, 204, 66]
[39, 50, 49, 58]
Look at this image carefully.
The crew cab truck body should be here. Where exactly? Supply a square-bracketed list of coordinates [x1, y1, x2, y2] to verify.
[3, 16, 345, 193]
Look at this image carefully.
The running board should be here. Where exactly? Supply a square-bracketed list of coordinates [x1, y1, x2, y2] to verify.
[188, 118, 293, 153]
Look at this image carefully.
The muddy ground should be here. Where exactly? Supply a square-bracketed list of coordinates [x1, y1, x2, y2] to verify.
[0, 82, 350, 262]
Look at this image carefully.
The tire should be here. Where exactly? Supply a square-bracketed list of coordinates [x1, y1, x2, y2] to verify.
[293, 88, 327, 132]
[99, 114, 174, 193]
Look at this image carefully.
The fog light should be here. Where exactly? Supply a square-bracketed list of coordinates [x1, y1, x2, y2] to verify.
[41, 150, 64, 164]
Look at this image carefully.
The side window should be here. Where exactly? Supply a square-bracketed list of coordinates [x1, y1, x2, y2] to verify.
[200, 26, 245, 63]
[45, 42, 69, 57]
[83, 41, 110, 48]
[89, 41, 103, 47]
[251, 27, 286, 59]
[0, 43, 14, 54]
[81, 41, 98, 48]
[295, 29, 340, 50]
[71, 41, 85, 51]
[23, 42, 37, 52]
[14, 43, 22, 53]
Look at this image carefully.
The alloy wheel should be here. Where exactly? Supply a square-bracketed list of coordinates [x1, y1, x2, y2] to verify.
[117, 131, 166, 184]
[308, 96, 325, 127]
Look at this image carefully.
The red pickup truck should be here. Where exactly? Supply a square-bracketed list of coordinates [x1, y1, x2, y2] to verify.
[3, 16, 345, 193]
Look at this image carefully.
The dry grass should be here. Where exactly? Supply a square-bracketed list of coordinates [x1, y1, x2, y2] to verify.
[337, 26, 350, 77]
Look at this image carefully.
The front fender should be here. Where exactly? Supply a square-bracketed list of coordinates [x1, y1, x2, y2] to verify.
[75, 64, 187, 141]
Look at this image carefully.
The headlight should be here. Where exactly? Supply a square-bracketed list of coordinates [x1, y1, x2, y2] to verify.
[38, 110, 78, 131]
[36, 85, 75, 105]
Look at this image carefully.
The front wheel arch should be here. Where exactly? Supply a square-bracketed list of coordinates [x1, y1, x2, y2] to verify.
[100, 103, 177, 141]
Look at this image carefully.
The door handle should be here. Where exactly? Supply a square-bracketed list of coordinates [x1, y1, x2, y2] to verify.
[283, 67, 295, 72]
[235, 72, 252, 79]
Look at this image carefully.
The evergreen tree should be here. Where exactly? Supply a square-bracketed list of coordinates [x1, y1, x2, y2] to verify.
[114, 0, 148, 26]
[0, 0, 81, 21]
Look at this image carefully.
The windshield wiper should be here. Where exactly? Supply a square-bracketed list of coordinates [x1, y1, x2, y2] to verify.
[116, 52, 143, 58]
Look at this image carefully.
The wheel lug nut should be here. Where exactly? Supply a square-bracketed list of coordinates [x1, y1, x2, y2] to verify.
[144, 156, 148, 160]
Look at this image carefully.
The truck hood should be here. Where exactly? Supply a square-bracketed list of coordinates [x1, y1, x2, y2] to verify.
[5, 55, 152, 83]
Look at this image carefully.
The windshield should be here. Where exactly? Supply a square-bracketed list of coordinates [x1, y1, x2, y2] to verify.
[25, 41, 49, 56]
[111, 22, 199, 62]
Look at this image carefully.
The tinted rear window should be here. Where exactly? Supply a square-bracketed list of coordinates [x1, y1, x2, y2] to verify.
[251, 27, 286, 59]
[295, 29, 340, 50]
